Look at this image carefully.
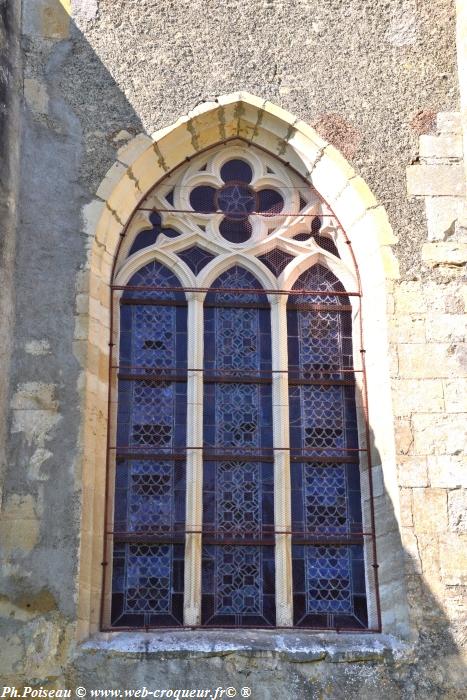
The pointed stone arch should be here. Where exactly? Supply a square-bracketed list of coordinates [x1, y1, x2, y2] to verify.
[76, 92, 408, 640]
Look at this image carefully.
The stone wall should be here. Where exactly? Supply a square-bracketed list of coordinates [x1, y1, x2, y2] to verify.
[0, 1, 465, 698]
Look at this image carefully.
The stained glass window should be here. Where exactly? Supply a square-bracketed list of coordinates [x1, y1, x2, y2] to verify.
[287, 265, 367, 629]
[111, 261, 187, 627]
[108, 145, 371, 631]
[202, 267, 275, 626]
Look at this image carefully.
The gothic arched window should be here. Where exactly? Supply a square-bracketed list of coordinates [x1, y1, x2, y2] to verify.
[105, 143, 374, 631]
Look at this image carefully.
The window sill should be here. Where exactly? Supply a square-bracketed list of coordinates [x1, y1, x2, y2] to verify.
[80, 630, 412, 664]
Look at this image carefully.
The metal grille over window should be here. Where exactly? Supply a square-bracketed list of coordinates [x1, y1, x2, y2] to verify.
[111, 262, 187, 627]
[104, 141, 380, 631]
[202, 267, 275, 626]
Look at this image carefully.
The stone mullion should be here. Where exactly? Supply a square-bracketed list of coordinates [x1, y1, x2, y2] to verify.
[183, 293, 204, 626]
[270, 295, 294, 627]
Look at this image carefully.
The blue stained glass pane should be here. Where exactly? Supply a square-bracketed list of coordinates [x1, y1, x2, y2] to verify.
[216, 307, 259, 371]
[176, 246, 216, 275]
[288, 265, 367, 628]
[215, 383, 260, 448]
[125, 543, 172, 614]
[215, 545, 262, 614]
[220, 159, 253, 184]
[122, 261, 185, 301]
[190, 185, 216, 213]
[202, 265, 274, 627]
[216, 461, 262, 538]
[257, 189, 284, 215]
[291, 263, 349, 305]
[132, 305, 176, 368]
[206, 266, 264, 304]
[302, 462, 348, 534]
[218, 217, 253, 244]
[128, 229, 158, 256]
[304, 546, 353, 614]
[217, 184, 256, 219]
[113, 259, 187, 628]
[127, 461, 172, 532]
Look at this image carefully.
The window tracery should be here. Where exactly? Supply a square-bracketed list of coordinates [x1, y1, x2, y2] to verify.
[106, 142, 375, 631]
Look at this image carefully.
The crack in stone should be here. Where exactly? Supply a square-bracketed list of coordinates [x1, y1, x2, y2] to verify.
[152, 141, 169, 172]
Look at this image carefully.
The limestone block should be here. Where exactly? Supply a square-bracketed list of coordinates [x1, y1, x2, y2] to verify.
[443, 378, 467, 412]
[439, 534, 467, 584]
[437, 112, 462, 134]
[394, 282, 426, 314]
[406, 164, 465, 197]
[117, 134, 153, 167]
[428, 455, 467, 488]
[96, 161, 127, 201]
[412, 487, 447, 533]
[309, 149, 354, 204]
[394, 418, 414, 455]
[0, 494, 40, 553]
[417, 533, 441, 580]
[23, 0, 70, 39]
[400, 527, 422, 573]
[419, 134, 463, 160]
[397, 456, 429, 487]
[424, 196, 464, 241]
[398, 342, 467, 378]
[389, 316, 426, 343]
[426, 314, 466, 342]
[412, 413, 467, 455]
[399, 488, 413, 526]
[392, 378, 444, 416]
[448, 489, 467, 532]
[422, 242, 467, 268]
[24, 78, 48, 114]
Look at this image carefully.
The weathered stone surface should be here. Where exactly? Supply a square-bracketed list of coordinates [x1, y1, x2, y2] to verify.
[448, 489, 467, 532]
[443, 378, 467, 412]
[427, 455, 467, 488]
[398, 342, 467, 378]
[392, 378, 444, 416]
[422, 241, 467, 268]
[412, 488, 448, 533]
[426, 313, 466, 342]
[412, 413, 467, 455]
[394, 282, 426, 314]
[407, 164, 465, 197]
[439, 534, 467, 585]
[399, 487, 414, 526]
[397, 456, 429, 488]
[419, 134, 463, 160]
[424, 196, 464, 241]
[389, 315, 426, 343]
[1, 0, 465, 695]
[437, 111, 462, 134]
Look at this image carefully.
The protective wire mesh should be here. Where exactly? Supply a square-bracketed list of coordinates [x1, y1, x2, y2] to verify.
[107, 255, 376, 631]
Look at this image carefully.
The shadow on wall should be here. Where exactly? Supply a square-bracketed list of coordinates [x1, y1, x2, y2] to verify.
[0, 3, 465, 698]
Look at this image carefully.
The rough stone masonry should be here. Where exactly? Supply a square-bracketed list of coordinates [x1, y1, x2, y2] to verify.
[0, 1, 465, 698]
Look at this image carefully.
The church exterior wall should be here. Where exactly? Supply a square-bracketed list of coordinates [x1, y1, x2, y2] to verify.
[0, 1, 465, 697]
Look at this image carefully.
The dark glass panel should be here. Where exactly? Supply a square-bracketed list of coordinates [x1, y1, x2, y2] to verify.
[257, 248, 295, 277]
[216, 184, 256, 219]
[176, 245, 216, 275]
[219, 217, 252, 243]
[201, 545, 275, 626]
[257, 189, 284, 215]
[111, 543, 184, 627]
[128, 229, 158, 256]
[220, 159, 253, 184]
[189, 185, 217, 213]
